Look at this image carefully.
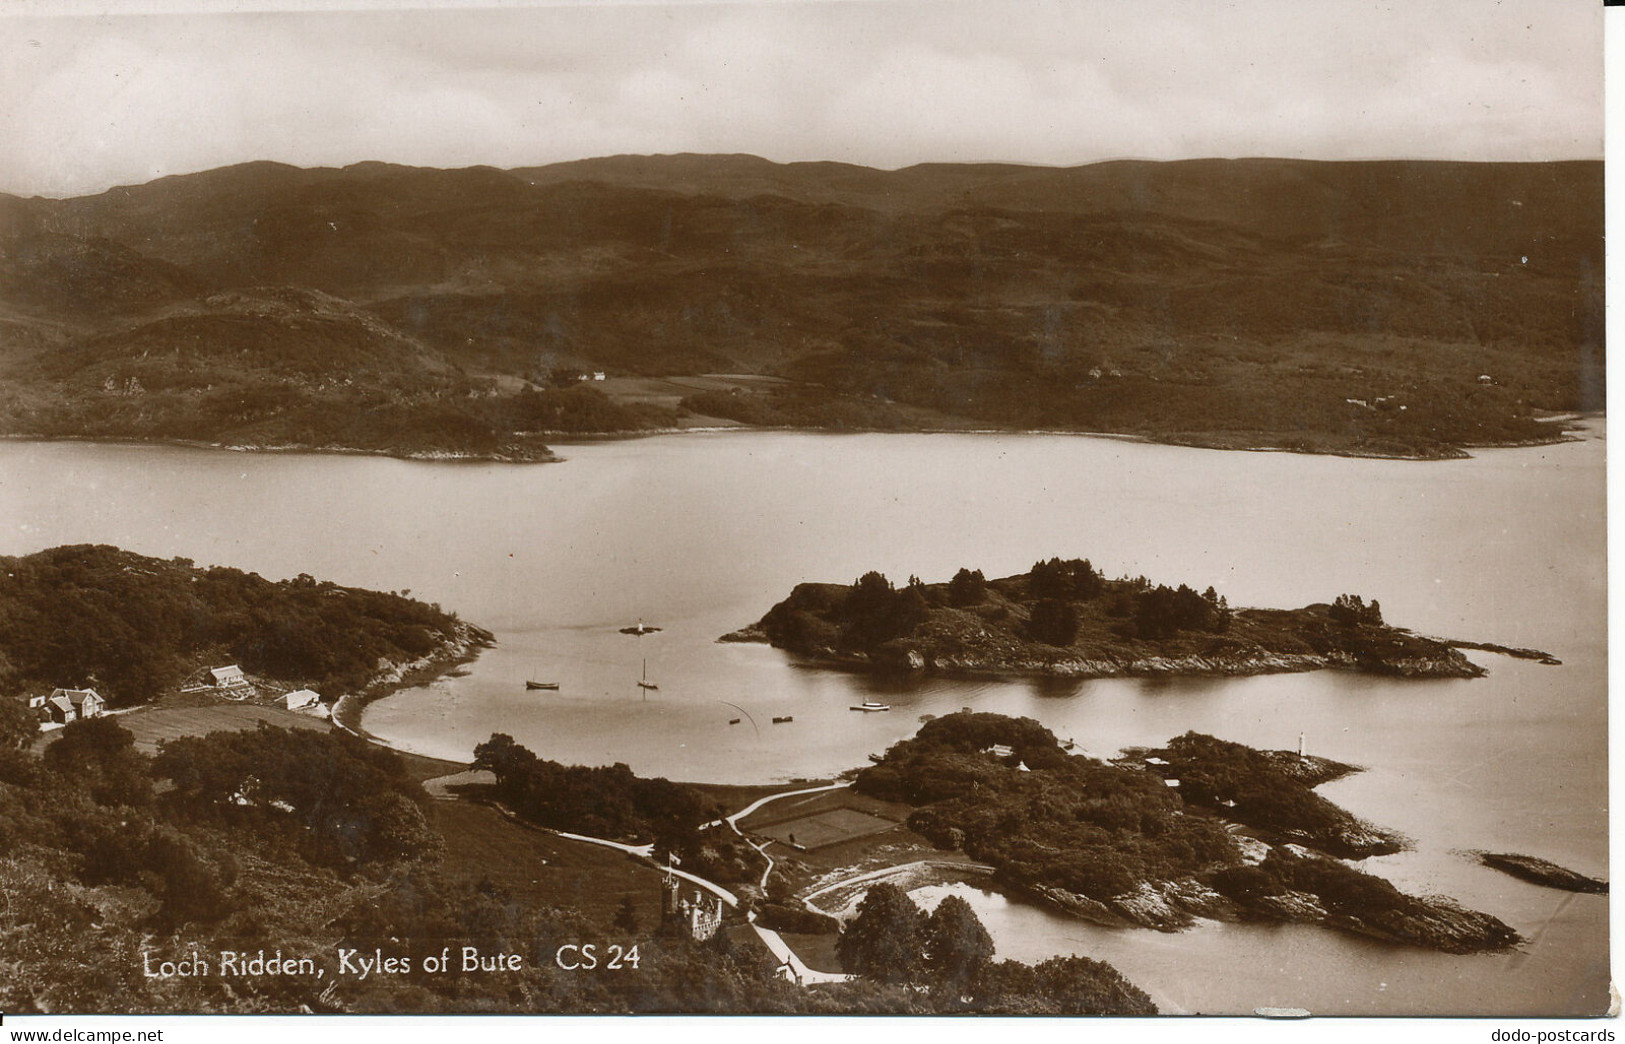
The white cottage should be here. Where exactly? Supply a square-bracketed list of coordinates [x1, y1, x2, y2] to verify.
[209, 665, 249, 689]
[284, 689, 321, 711]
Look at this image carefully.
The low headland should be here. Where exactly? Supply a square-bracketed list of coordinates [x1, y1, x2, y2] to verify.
[0, 543, 490, 721]
[723, 559, 1504, 681]
[847, 713, 1518, 954]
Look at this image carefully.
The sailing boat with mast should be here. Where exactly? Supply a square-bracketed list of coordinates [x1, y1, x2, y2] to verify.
[638, 658, 659, 692]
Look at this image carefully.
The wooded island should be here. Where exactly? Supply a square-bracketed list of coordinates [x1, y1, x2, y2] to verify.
[725, 559, 1487, 680]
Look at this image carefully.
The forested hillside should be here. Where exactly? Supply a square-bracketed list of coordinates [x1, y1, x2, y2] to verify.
[0, 155, 1601, 458]
[0, 544, 484, 705]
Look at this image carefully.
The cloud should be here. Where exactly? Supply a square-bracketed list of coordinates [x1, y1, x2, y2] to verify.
[0, 0, 1601, 197]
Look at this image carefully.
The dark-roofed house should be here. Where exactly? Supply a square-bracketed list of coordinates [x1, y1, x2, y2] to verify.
[45, 688, 104, 724]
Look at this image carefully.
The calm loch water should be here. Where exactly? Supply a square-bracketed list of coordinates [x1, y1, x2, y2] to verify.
[0, 424, 1605, 1015]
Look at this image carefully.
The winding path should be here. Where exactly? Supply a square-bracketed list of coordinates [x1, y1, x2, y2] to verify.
[423, 770, 864, 983]
[700, 780, 851, 831]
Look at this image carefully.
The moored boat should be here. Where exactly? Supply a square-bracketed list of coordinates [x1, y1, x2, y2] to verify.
[525, 681, 560, 691]
[850, 700, 891, 712]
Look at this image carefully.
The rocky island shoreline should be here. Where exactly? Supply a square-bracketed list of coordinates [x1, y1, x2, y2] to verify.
[723, 560, 1493, 682]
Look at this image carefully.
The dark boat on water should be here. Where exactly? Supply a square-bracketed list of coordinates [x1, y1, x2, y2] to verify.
[637, 659, 659, 692]
[525, 681, 560, 691]
[772, 715, 794, 724]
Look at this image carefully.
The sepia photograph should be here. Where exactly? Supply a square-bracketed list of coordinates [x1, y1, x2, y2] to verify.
[0, 0, 1608, 1028]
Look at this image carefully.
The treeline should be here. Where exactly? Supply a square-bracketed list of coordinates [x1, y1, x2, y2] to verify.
[497, 384, 677, 433]
[473, 733, 713, 852]
[13, 381, 675, 460]
[754, 558, 1232, 656]
[0, 544, 478, 705]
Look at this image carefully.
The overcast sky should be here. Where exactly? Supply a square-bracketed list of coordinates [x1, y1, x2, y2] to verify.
[0, 0, 1603, 198]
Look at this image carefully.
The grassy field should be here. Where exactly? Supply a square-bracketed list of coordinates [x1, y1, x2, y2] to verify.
[737, 787, 973, 898]
[752, 806, 897, 850]
[429, 801, 669, 930]
[685, 780, 834, 818]
[739, 787, 908, 836]
[62, 703, 330, 754]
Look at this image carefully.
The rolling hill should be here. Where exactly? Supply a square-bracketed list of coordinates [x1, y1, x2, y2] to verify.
[0, 154, 1602, 459]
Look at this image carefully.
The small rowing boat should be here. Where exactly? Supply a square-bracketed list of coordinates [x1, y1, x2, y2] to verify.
[525, 681, 560, 691]
[849, 700, 891, 712]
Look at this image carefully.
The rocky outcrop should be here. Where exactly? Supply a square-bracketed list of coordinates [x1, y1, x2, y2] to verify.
[721, 639, 1484, 680]
[1329, 896, 1522, 955]
[1016, 878, 1239, 932]
[335, 620, 493, 736]
[1478, 852, 1608, 894]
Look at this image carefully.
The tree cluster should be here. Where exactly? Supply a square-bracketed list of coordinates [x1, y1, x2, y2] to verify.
[856, 713, 1236, 901]
[1131, 583, 1229, 640]
[0, 717, 250, 935]
[835, 883, 1154, 1013]
[1208, 847, 1520, 953]
[947, 568, 987, 607]
[154, 723, 438, 868]
[1027, 557, 1103, 601]
[1329, 593, 1384, 627]
[473, 733, 713, 852]
[836, 572, 929, 651]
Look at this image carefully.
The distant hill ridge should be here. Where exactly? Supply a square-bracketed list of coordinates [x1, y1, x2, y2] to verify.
[0, 153, 1603, 460]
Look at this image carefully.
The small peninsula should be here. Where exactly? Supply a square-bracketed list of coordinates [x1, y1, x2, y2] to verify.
[855, 713, 1518, 954]
[723, 560, 1487, 680]
[0, 544, 489, 712]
